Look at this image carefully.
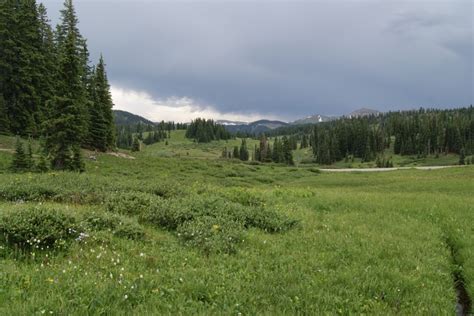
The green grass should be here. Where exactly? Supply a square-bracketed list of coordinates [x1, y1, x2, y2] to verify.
[0, 133, 473, 314]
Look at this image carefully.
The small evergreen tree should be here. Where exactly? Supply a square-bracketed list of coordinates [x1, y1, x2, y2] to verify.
[233, 146, 239, 159]
[131, 137, 140, 152]
[71, 146, 85, 172]
[459, 148, 465, 165]
[25, 139, 34, 170]
[11, 137, 28, 172]
[239, 139, 249, 161]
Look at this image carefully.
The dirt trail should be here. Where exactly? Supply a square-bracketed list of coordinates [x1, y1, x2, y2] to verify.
[319, 165, 464, 172]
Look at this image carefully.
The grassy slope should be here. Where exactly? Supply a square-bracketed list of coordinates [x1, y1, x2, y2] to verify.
[0, 134, 473, 314]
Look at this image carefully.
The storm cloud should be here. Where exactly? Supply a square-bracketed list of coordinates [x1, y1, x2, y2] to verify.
[43, 0, 473, 122]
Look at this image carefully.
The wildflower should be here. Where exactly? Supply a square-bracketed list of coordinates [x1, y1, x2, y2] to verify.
[124, 294, 128, 299]
[140, 274, 143, 279]
[46, 278, 54, 283]
[139, 253, 144, 257]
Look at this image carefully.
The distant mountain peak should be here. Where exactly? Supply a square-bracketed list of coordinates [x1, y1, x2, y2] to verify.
[348, 108, 381, 118]
[291, 114, 336, 125]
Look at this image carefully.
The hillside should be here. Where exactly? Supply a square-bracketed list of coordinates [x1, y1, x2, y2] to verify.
[113, 110, 156, 126]
[223, 120, 288, 134]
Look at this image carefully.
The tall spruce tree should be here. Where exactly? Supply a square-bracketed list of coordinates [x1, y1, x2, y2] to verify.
[36, 3, 57, 124]
[46, 0, 87, 170]
[0, 0, 44, 136]
[0, 94, 9, 134]
[89, 55, 115, 150]
[239, 139, 249, 161]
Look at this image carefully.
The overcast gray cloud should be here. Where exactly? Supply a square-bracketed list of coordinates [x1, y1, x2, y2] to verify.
[42, 0, 473, 122]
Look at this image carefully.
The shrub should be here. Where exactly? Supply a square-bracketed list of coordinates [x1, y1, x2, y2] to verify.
[177, 215, 243, 255]
[240, 207, 298, 233]
[140, 194, 298, 253]
[0, 207, 79, 250]
[0, 183, 57, 202]
[82, 212, 121, 231]
[105, 191, 157, 216]
[82, 212, 145, 241]
[113, 221, 145, 240]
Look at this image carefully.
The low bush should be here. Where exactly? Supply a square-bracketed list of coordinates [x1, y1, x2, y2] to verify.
[140, 194, 298, 253]
[82, 212, 121, 231]
[0, 183, 57, 202]
[177, 215, 243, 255]
[82, 212, 145, 240]
[0, 207, 79, 250]
[105, 191, 157, 216]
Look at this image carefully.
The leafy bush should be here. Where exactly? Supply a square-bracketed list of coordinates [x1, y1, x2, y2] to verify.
[113, 221, 145, 240]
[239, 207, 298, 233]
[0, 207, 79, 250]
[105, 191, 157, 216]
[0, 183, 57, 202]
[82, 212, 121, 231]
[177, 215, 243, 254]
[146, 182, 186, 199]
[82, 212, 145, 240]
[140, 194, 298, 253]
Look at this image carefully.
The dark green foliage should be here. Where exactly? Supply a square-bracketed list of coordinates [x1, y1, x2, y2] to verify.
[105, 191, 157, 216]
[177, 216, 243, 255]
[239, 138, 249, 161]
[0, 183, 57, 202]
[185, 118, 231, 143]
[0, 94, 9, 134]
[0, 207, 79, 251]
[140, 194, 297, 254]
[71, 146, 85, 172]
[25, 139, 34, 169]
[459, 148, 465, 165]
[300, 134, 309, 149]
[0, 0, 115, 172]
[88, 55, 115, 151]
[0, 0, 45, 136]
[131, 137, 140, 152]
[82, 211, 145, 240]
[11, 137, 29, 172]
[233, 146, 239, 159]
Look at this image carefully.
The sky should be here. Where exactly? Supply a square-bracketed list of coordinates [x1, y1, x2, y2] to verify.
[43, 0, 473, 123]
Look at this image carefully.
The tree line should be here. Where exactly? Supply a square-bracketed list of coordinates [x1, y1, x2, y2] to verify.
[185, 118, 231, 143]
[221, 135, 295, 165]
[0, 0, 115, 171]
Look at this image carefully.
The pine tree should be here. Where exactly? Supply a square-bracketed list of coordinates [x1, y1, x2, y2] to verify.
[71, 146, 85, 172]
[239, 139, 249, 161]
[282, 136, 294, 165]
[233, 146, 239, 159]
[0, 0, 43, 136]
[11, 137, 28, 172]
[459, 148, 465, 165]
[25, 139, 34, 170]
[36, 3, 57, 125]
[0, 94, 9, 134]
[131, 137, 140, 152]
[89, 55, 115, 150]
[46, 0, 87, 170]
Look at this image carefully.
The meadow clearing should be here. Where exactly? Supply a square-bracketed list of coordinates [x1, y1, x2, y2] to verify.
[0, 133, 473, 315]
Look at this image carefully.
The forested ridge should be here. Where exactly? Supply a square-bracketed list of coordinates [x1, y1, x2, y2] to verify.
[0, 0, 115, 170]
[267, 107, 474, 164]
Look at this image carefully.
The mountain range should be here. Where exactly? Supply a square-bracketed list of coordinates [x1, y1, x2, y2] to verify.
[114, 108, 381, 133]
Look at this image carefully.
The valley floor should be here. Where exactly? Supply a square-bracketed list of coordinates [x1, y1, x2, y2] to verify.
[0, 134, 473, 314]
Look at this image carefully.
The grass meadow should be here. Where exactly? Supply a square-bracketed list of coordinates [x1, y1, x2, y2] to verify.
[0, 133, 472, 314]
